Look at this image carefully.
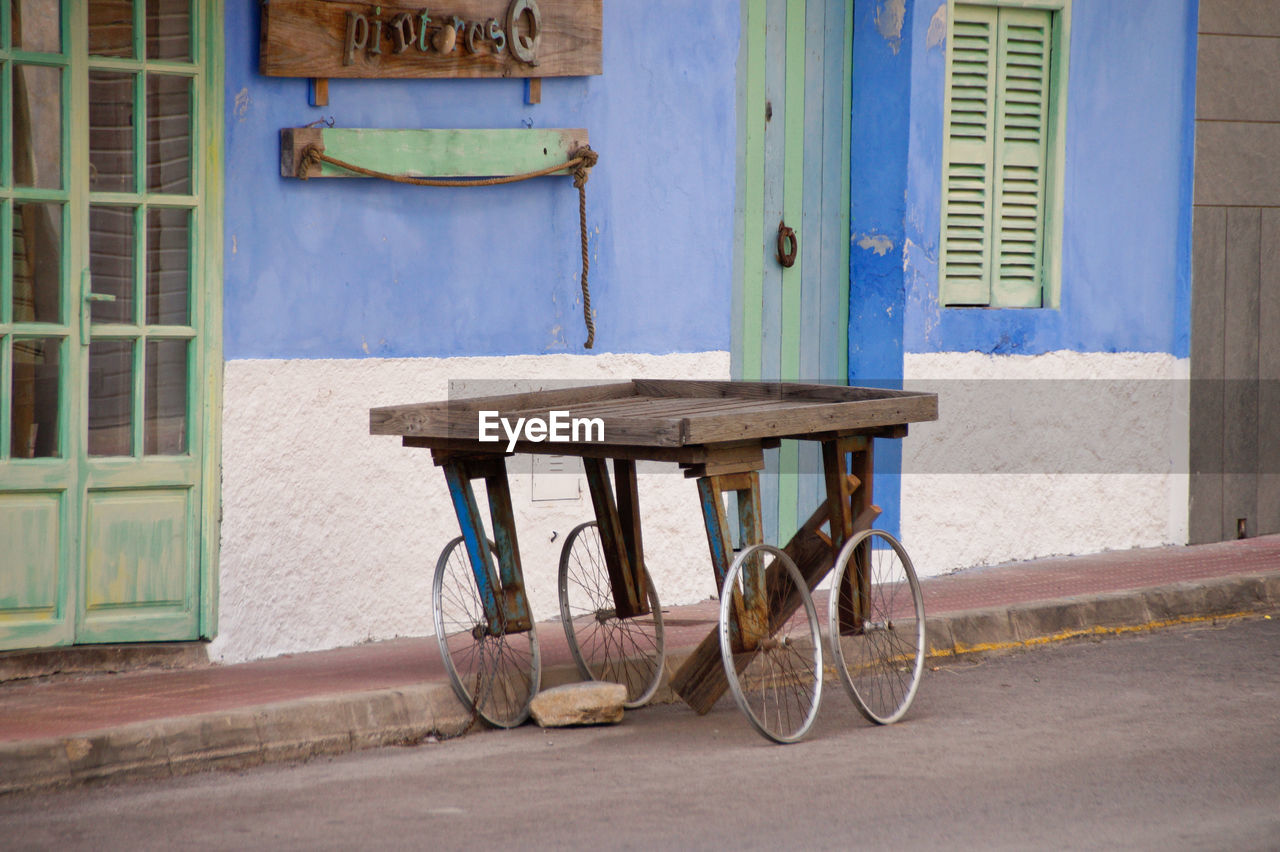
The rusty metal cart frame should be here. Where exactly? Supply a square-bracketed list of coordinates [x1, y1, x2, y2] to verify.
[370, 380, 938, 741]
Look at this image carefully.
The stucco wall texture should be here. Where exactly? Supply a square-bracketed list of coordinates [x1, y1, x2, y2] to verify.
[900, 351, 1191, 575]
[212, 351, 729, 664]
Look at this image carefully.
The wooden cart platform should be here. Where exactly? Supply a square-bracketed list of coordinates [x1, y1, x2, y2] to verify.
[371, 380, 939, 740]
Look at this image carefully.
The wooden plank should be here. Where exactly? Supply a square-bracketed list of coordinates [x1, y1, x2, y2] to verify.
[1259, 209, 1280, 536]
[582, 459, 642, 619]
[371, 381, 634, 429]
[820, 0, 852, 387]
[679, 395, 938, 445]
[482, 461, 533, 631]
[282, 127, 590, 179]
[1223, 207, 1261, 539]
[841, 443, 874, 630]
[613, 460, 650, 613]
[759, 0, 788, 386]
[261, 0, 602, 79]
[779, 0, 806, 386]
[409, 435, 760, 465]
[377, 388, 935, 445]
[309, 78, 330, 107]
[799, 0, 825, 388]
[679, 443, 767, 478]
[632, 378, 929, 402]
[1190, 206, 1226, 544]
[738, 0, 767, 382]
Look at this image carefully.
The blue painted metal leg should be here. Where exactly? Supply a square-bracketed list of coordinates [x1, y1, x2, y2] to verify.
[442, 460, 503, 631]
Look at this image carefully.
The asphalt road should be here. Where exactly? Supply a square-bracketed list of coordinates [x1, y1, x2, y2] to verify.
[3, 617, 1278, 851]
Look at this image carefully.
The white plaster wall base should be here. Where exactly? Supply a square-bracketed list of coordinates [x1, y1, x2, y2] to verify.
[900, 351, 1191, 576]
[213, 351, 729, 664]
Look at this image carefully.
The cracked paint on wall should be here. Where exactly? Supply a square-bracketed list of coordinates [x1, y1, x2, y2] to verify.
[856, 233, 895, 256]
[926, 3, 947, 50]
[876, 0, 906, 54]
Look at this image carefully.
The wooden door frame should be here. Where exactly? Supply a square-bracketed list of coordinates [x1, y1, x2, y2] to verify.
[68, 0, 223, 645]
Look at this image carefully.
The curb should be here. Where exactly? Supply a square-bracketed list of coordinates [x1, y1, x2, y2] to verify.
[3, 571, 1277, 796]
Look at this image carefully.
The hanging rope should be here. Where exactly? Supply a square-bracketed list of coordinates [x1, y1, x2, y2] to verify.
[299, 143, 599, 349]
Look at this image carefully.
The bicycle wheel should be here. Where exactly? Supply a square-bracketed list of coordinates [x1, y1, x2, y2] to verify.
[558, 521, 666, 708]
[432, 536, 540, 728]
[828, 529, 925, 725]
[718, 544, 823, 744]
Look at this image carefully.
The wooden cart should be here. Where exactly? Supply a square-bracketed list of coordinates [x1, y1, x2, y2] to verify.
[370, 380, 939, 743]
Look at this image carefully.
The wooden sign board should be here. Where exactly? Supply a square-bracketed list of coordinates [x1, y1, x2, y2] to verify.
[261, 0, 602, 79]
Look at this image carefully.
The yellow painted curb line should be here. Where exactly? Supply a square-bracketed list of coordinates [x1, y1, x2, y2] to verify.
[933, 610, 1268, 658]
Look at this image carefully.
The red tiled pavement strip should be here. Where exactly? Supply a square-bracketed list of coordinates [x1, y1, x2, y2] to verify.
[1, 535, 1276, 744]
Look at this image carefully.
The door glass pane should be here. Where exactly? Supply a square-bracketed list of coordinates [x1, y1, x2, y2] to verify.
[145, 73, 190, 194]
[11, 0, 62, 53]
[12, 201, 61, 323]
[146, 0, 188, 61]
[146, 207, 188, 324]
[89, 0, 134, 57]
[89, 71, 135, 193]
[88, 340, 133, 456]
[144, 339, 185, 454]
[13, 64, 62, 190]
[89, 205, 135, 323]
[11, 337, 60, 458]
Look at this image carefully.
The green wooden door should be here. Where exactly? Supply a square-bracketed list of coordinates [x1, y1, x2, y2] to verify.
[734, 0, 851, 543]
[0, 0, 221, 650]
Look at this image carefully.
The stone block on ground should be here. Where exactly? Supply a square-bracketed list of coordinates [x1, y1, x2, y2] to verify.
[529, 682, 627, 728]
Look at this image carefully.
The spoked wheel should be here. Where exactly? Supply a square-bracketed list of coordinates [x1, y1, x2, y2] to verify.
[432, 536, 541, 728]
[828, 529, 925, 725]
[558, 521, 666, 708]
[718, 544, 823, 744]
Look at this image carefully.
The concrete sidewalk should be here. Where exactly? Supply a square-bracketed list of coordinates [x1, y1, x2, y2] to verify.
[2, 535, 1278, 795]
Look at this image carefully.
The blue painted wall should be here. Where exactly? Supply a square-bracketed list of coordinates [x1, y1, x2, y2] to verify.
[849, 0, 917, 538]
[849, 0, 1198, 534]
[223, 1, 740, 359]
[897, 0, 1198, 357]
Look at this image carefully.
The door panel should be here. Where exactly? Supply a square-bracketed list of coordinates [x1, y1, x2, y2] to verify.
[736, 0, 851, 545]
[80, 487, 194, 640]
[0, 0, 218, 651]
[0, 492, 61, 620]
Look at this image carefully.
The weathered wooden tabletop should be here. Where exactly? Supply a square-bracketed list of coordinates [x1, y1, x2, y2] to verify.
[370, 379, 938, 459]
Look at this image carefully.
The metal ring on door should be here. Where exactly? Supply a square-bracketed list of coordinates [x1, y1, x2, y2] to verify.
[776, 221, 797, 268]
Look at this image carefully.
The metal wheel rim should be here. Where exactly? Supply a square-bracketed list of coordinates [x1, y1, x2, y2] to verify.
[718, 543, 823, 744]
[558, 521, 666, 709]
[827, 529, 925, 725]
[432, 536, 541, 728]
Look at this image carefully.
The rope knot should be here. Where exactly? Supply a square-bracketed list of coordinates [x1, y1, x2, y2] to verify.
[298, 145, 324, 180]
[572, 145, 599, 189]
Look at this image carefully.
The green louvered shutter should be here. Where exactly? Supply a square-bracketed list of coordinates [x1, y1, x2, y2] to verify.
[941, 5, 998, 306]
[991, 7, 1052, 307]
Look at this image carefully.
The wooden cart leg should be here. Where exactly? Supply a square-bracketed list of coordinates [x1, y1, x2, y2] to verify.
[582, 458, 649, 619]
[438, 453, 532, 634]
[671, 439, 883, 715]
[694, 471, 767, 653]
[822, 436, 876, 634]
